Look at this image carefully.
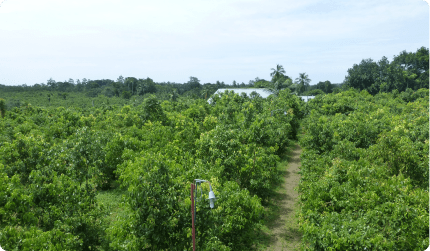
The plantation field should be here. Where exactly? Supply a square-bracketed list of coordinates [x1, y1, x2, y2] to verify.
[0, 89, 303, 250]
[0, 87, 428, 250]
[299, 88, 429, 250]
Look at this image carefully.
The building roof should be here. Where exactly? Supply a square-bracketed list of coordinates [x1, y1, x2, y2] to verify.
[209, 88, 316, 103]
[298, 96, 316, 102]
[213, 88, 273, 98]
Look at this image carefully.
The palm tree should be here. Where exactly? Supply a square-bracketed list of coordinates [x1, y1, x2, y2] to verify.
[201, 85, 211, 99]
[295, 73, 311, 94]
[270, 64, 286, 83]
[267, 64, 294, 96]
[137, 79, 146, 95]
[170, 89, 179, 102]
[125, 77, 138, 95]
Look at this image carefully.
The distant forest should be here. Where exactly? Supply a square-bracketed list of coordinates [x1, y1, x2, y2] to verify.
[0, 46, 428, 109]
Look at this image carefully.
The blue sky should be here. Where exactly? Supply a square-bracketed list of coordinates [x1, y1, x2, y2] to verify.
[0, 0, 428, 86]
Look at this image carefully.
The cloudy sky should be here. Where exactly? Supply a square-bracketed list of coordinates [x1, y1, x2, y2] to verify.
[0, 0, 428, 86]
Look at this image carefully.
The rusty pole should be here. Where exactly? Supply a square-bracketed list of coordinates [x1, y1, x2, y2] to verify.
[191, 183, 196, 251]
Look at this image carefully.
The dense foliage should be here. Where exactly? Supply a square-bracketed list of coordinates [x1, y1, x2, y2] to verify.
[295, 46, 429, 96]
[298, 88, 429, 250]
[0, 89, 302, 250]
[343, 47, 429, 94]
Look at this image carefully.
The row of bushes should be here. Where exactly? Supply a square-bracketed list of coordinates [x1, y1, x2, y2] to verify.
[0, 89, 303, 250]
[298, 89, 429, 250]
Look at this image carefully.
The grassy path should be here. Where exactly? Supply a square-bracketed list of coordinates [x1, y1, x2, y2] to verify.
[263, 144, 302, 251]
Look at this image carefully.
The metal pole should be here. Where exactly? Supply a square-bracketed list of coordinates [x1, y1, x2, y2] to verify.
[191, 183, 196, 251]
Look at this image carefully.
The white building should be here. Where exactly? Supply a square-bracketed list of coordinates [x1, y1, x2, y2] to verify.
[213, 88, 273, 98]
[209, 88, 316, 103]
[298, 96, 316, 102]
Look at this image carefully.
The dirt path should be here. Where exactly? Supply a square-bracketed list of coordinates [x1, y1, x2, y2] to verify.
[265, 144, 302, 251]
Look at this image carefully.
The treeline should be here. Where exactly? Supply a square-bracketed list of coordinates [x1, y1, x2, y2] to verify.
[344, 46, 429, 94]
[313, 46, 428, 95]
[249, 46, 429, 96]
[0, 76, 256, 111]
[0, 76, 253, 101]
[0, 46, 427, 102]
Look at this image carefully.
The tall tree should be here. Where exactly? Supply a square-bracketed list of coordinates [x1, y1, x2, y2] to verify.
[185, 76, 201, 91]
[316, 80, 333, 93]
[270, 64, 286, 83]
[343, 47, 429, 93]
[343, 59, 379, 94]
[82, 78, 88, 86]
[170, 89, 179, 101]
[392, 46, 429, 90]
[137, 79, 145, 95]
[117, 75, 125, 84]
[377, 56, 390, 87]
[75, 79, 83, 92]
[125, 77, 138, 95]
[295, 73, 311, 94]
[201, 84, 213, 99]
[144, 77, 156, 94]
[47, 78, 56, 89]
[137, 78, 156, 95]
